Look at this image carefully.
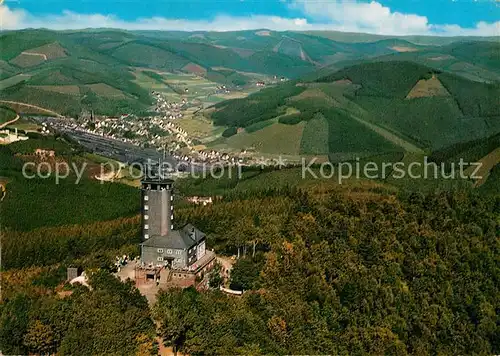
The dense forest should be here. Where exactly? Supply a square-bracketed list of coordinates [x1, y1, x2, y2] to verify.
[0, 123, 498, 354]
[0, 271, 155, 355]
[2, 183, 499, 354]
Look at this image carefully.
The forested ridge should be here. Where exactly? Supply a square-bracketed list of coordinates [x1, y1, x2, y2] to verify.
[2, 183, 497, 354]
[155, 188, 499, 355]
[0, 130, 499, 354]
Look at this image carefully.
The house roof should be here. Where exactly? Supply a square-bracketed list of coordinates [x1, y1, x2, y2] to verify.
[141, 224, 206, 250]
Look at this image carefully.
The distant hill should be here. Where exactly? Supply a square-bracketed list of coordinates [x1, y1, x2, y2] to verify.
[1, 29, 498, 116]
[207, 61, 500, 160]
[320, 41, 500, 83]
[300, 30, 500, 46]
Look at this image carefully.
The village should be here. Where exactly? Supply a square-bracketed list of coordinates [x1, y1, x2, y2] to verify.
[40, 92, 279, 169]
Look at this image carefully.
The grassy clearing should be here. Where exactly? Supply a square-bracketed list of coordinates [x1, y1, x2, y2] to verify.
[10, 53, 45, 68]
[28, 42, 67, 59]
[175, 115, 219, 138]
[406, 75, 450, 99]
[6, 117, 41, 132]
[0, 74, 31, 90]
[86, 83, 127, 98]
[212, 121, 306, 155]
[244, 119, 277, 133]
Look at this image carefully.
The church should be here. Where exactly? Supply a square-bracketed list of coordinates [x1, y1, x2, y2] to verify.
[138, 169, 215, 286]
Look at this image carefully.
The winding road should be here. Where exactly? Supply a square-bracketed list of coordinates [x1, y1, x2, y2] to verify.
[0, 100, 63, 118]
[0, 114, 20, 129]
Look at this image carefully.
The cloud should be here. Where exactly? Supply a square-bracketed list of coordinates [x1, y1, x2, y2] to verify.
[292, 0, 500, 36]
[294, 0, 435, 35]
[0, 2, 498, 37]
[0, 5, 314, 32]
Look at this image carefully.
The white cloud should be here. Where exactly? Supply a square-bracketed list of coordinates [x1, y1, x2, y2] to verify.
[0, 2, 498, 37]
[292, 0, 499, 36]
[292, 0, 430, 35]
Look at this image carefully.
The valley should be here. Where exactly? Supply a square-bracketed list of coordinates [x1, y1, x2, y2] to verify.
[0, 25, 499, 356]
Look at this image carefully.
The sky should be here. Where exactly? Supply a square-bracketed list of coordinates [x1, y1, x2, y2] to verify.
[0, 0, 499, 36]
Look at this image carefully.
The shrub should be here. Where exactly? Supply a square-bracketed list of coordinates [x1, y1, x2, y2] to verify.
[278, 114, 302, 125]
[222, 127, 238, 137]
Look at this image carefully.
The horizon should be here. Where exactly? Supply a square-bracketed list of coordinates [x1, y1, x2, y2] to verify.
[2, 27, 499, 39]
[1, 0, 499, 36]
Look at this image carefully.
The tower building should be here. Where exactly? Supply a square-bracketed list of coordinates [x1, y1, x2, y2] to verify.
[141, 177, 174, 240]
[139, 162, 214, 275]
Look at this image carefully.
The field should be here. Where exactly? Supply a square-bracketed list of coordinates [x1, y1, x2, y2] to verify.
[205, 60, 499, 161]
[86, 83, 127, 98]
[10, 53, 46, 68]
[0, 74, 31, 90]
[5, 117, 41, 132]
[26, 42, 67, 60]
[405, 75, 450, 99]
[175, 114, 221, 139]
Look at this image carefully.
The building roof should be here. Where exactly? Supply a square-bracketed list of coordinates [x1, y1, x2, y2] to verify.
[141, 224, 206, 250]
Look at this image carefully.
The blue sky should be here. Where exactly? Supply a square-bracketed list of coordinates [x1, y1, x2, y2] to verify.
[1, 0, 499, 35]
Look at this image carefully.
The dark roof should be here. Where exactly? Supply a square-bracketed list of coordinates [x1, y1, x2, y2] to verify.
[180, 224, 206, 244]
[141, 224, 206, 249]
[141, 178, 174, 185]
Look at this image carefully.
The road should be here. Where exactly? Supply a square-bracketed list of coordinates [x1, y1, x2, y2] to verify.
[0, 115, 19, 129]
[0, 100, 63, 117]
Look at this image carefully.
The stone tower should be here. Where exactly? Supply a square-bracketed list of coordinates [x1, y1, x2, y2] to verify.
[140, 164, 174, 241]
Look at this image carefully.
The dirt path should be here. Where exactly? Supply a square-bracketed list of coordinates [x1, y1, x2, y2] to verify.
[21, 51, 48, 60]
[0, 114, 19, 129]
[0, 100, 63, 117]
[0, 179, 8, 202]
